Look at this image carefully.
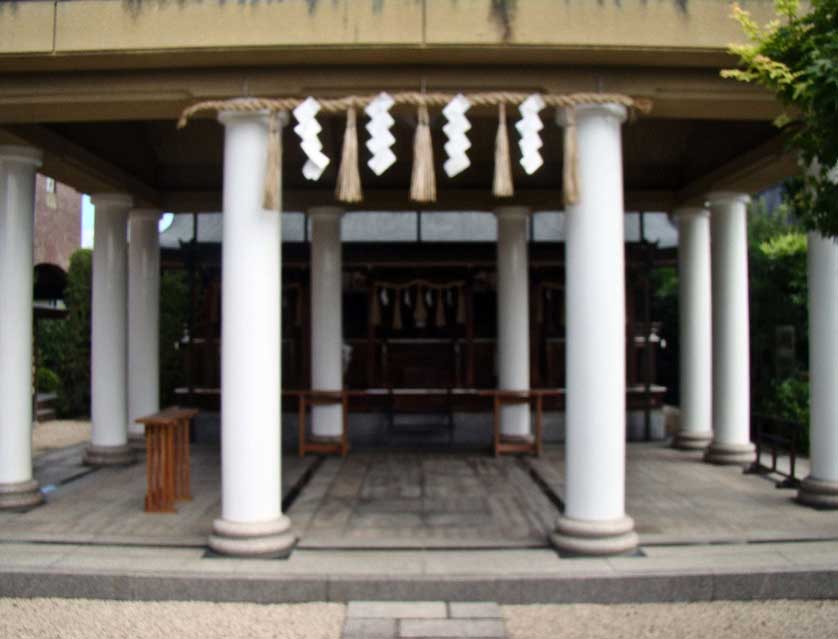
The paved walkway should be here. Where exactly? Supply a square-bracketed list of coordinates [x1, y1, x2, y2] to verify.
[343, 601, 506, 638]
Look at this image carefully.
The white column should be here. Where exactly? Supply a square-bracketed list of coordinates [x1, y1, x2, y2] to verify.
[551, 104, 638, 555]
[704, 192, 756, 465]
[208, 109, 295, 558]
[798, 232, 838, 507]
[127, 209, 161, 444]
[0, 146, 44, 509]
[84, 193, 136, 466]
[309, 206, 344, 441]
[672, 207, 713, 450]
[495, 206, 531, 439]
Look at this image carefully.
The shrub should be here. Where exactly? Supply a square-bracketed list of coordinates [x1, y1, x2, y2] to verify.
[49, 249, 93, 417]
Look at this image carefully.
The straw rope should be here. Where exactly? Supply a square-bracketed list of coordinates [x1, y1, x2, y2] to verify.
[177, 91, 651, 127]
[179, 91, 652, 209]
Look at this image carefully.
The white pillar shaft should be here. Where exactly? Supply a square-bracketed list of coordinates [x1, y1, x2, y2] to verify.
[220, 111, 282, 524]
[128, 211, 160, 437]
[90, 195, 131, 450]
[0, 148, 40, 484]
[310, 207, 344, 439]
[496, 207, 530, 437]
[708, 193, 752, 452]
[564, 105, 627, 522]
[808, 232, 838, 482]
[675, 209, 713, 445]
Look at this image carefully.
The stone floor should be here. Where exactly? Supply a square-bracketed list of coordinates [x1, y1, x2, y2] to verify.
[1, 440, 837, 549]
[343, 601, 507, 639]
[293, 452, 557, 549]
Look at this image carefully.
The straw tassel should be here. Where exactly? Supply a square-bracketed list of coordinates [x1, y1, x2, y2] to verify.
[370, 288, 381, 326]
[393, 294, 403, 331]
[410, 104, 436, 203]
[493, 103, 514, 198]
[414, 286, 428, 328]
[336, 106, 363, 203]
[435, 288, 446, 328]
[456, 286, 466, 324]
[563, 106, 580, 207]
[262, 111, 283, 211]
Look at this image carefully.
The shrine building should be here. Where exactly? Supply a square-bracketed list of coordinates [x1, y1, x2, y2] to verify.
[1, 0, 835, 560]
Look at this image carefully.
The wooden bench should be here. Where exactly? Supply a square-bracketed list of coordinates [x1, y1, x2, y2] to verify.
[135, 407, 198, 513]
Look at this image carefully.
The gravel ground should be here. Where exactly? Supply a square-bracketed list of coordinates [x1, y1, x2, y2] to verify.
[504, 601, 838, 639]
[0, 599, 345, 639]
[32, 420, 91, 455]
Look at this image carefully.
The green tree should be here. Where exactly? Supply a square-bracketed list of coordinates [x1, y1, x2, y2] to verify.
[159, 270, 190, 406]
[748, 195, 809, 434]
[50, 249, 93, 417]
[723, 0, 838, 234]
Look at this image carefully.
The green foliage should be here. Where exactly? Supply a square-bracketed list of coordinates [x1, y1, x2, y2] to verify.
[159, 270, 189, 406]
[723, 0, 838, 235]
[35, 367, 61, 394]
[763, 375, 810, 452]
[651, 266, 680, 404]
[748, 196, 809, 428]
[49, 249, 93, 417]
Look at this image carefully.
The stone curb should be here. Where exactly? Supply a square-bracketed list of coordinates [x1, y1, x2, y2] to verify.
[1, 567, 837, 604]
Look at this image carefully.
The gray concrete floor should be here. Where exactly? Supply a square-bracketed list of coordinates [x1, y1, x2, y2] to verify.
[1, 441, 837, 549]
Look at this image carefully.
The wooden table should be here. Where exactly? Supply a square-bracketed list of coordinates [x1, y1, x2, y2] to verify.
[135, 407, 198, 513]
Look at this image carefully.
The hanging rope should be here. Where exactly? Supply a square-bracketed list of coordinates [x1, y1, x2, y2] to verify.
[178, 91, 652, 210]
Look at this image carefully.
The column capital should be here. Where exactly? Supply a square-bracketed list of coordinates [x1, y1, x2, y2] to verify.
[494, 205, 530, 220]
[218, 105, 289, 127]
[705, 191, 750, 209]
[0, 145, 42, 168]
[90, 193, 133, 210]
[129, 208, 161, 221]
[308, 205, 344, 220]
[556, 103, 627, 127]
[671, 206, 709, 221]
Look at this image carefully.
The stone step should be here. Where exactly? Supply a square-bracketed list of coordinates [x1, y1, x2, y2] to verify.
[36, 407, 56, 422]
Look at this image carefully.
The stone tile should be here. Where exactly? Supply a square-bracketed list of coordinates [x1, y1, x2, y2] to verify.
[448, 601, 503, 618]
[347, 601, 447, 619]
[342, 618, 397, 638]
[399, 618, 506, 638]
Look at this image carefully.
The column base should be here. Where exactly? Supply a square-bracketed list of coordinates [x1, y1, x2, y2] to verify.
[128, 433, 147, 451]
[703, 441, 755, 466]
[208, 516, 297, 559]
[797, 477, 838, 509]
[550, 515, 639, 557]
[0, 479, 45, 510]
[673, 431, 712, 450]
[83, 444, 136, 466]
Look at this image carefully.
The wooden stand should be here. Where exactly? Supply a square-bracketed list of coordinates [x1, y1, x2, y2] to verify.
[297, 391, 349, 458]
[136, 407, 198, 513]
[491, 390, 544, 457]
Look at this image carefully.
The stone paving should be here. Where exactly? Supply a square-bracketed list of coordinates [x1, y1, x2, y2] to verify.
[2, 440, 838, 551]
[530, 444, 838, 544]
[292, 452, 557, 549]
[0, 445, 312, 546]
[343, 601, 506, 639]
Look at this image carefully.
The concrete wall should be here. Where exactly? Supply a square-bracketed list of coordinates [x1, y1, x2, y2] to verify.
[0, 0, 779, 69]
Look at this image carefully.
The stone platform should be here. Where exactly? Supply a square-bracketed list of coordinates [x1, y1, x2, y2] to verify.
[1, 441, 837, 603]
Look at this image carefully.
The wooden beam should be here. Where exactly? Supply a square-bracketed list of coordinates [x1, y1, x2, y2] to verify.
[161, 188, 676, 214]
[0, 65, 778, 124]
[0, 124, 160, 206]
[676, 134, 799, 206]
